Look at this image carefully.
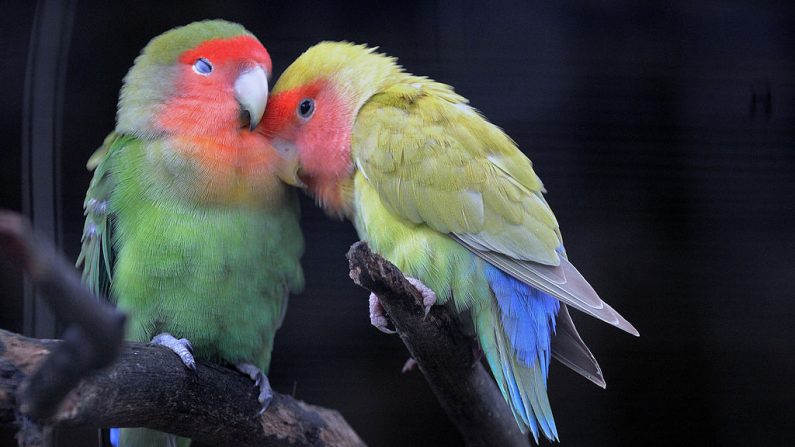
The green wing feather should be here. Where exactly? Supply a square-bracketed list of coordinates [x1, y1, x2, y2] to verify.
[352, 80, 638, 336]
[76, 132, 134, 299]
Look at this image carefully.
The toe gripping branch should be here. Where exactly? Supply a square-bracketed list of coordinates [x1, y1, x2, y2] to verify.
[0, 211, 365, 447]
[235, 363, 274, 415]
[151, 333, 196, 370]
[346, 242, 531, 447]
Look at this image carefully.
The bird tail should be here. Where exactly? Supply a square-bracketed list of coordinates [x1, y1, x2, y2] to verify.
[111, 428, 190, 447]
[476, 264, 560, 442]
[551, 304, 605, 388]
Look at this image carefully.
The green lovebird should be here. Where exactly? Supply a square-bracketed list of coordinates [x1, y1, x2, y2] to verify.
[258, 42, 638, 443]
[77, 20, 304, 446]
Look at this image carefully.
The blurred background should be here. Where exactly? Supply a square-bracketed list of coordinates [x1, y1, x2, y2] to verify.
[1, 0, 793, 446]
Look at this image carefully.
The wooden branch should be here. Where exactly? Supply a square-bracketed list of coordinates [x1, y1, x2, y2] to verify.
[347, 242, 529, 447]
[0, 329, 364, 447]
[0, 211, 126, 422]
[0, 210, 364, 447]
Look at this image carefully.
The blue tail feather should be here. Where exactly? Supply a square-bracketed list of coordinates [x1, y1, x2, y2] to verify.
[114, 427, 183, 447]
[484, 263, 560, 441]
[486, 264, 559, 371]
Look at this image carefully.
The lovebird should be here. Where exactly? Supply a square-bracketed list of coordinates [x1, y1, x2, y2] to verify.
[77, 21, 304, 446]
[259, 42, 638, 442]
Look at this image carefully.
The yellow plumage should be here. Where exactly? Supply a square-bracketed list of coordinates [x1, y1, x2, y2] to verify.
[264, 41, 638, 441]
[353, 78, 562, 265]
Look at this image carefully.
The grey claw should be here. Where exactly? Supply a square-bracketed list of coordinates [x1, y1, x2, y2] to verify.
[405, 277, 437, 319]
[377, 325, 397, 335]
[151, 333, 196, 370]
[257, 381, 274, 416]
[401, 357, 418, 374]
[236, 363, 274, 415]
[179, 338, 193, 353]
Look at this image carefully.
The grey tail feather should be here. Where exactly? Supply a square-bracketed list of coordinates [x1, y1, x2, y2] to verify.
[552, 304, 606, 388]
[451, 233, 639, 337]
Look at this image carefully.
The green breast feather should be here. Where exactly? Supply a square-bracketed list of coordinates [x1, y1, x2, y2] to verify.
[78, 133, 304, 371]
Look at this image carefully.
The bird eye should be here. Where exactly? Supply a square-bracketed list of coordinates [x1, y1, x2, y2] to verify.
[297, 98, 315, 119]
[192, 58, 213, 76]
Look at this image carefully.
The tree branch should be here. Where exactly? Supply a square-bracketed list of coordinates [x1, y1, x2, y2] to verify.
[0, 211, 126, 422]
[347, 242, 529, 447]
[0, 329, 364, 446]
[0, 210, 364, 447]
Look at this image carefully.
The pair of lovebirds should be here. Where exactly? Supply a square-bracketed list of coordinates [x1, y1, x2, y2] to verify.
[78, 19, 638, 446]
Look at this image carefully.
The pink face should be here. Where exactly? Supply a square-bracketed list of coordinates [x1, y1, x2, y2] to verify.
[158, 35, 272, 137]
[258, 80, 355, 211]
[150, 36, 281, 204]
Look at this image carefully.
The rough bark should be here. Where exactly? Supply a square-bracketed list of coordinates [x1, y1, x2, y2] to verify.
[0, 210, 364, 447]
[347, 242, 529, 447]
[0, 211, 127, 422]
[0, 329, 364, 447]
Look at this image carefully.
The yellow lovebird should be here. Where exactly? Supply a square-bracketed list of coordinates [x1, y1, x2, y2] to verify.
[259, 42, 637, 442]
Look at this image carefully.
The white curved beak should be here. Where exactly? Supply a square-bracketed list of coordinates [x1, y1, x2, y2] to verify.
[234, 65, 268, 131]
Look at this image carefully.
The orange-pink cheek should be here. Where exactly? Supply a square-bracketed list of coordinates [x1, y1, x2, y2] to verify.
[296, 118, 352, 182]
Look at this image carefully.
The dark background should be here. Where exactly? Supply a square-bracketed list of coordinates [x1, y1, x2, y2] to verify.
[1, 1, 794, 446]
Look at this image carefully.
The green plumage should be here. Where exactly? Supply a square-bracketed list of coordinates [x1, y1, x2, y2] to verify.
[81, 134, 303, 369]
[79, 20, 303, 374]
[78, 20, 303, 446]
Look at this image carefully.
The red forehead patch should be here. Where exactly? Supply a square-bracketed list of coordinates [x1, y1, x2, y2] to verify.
[179, 35, 272, 73]
[259, 81, 325, 135]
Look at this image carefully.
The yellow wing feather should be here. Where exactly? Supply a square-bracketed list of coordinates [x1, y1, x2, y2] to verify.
[351, 77, 638, 336]
[352, 79, 562, 266]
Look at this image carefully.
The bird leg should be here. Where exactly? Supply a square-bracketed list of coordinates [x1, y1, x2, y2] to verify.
[235, 362, 273, 415]
[150, 332, 195, 370]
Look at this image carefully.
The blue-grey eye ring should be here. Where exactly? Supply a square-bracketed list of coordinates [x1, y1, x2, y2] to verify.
[192, 57, 213, 76]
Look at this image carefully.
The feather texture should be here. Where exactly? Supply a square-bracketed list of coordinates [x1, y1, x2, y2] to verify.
[455, 234, 639, 336]
[77, 132, 126, 298]
[484, 264, 559, 440]
[265, 41, 639, 441]
[552, 304, 605, 388]
[83, 134, 304, 368]
[78, 20, 301, 447]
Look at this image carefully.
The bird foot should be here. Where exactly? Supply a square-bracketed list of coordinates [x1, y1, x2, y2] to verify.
[369, 293, 396, 334]
[369, 276, 437, 334]
[401, 357, 418, 373]
[236, 363, 273, 415]
[150, 332, 195, 370]
[405, 276, 437, 317]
